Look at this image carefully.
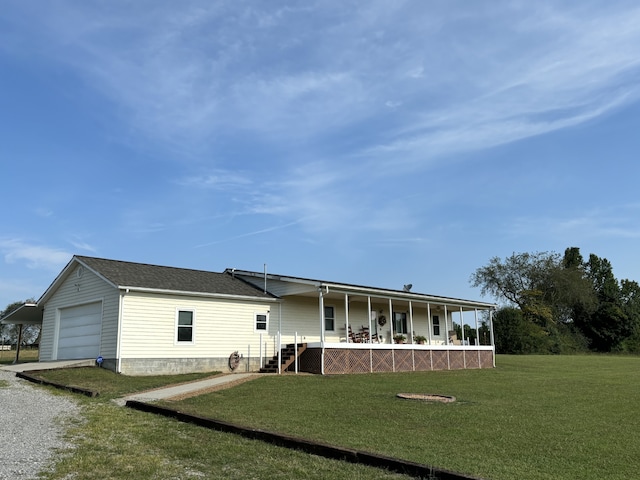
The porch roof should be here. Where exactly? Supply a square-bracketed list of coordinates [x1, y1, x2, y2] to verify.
[0, 303, 42, 325]
[227, 269, 496, 310]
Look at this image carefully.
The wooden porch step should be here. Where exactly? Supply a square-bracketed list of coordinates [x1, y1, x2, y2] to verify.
[260, 343, 307, 373]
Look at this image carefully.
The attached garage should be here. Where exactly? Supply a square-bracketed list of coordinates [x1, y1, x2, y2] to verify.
[57, 302, 102, 360]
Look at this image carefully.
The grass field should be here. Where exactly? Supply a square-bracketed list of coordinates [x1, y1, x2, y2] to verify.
[0, 347, 39, 364]
[33, 355, 640, 479]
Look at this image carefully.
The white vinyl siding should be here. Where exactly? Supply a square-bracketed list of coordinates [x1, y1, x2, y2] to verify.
[119, 292, 274, 360]
[40, 264, 119, 361]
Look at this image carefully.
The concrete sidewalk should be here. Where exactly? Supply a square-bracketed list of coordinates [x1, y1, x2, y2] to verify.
[120, 373, 259, 404]
[0, 359, 95, 372]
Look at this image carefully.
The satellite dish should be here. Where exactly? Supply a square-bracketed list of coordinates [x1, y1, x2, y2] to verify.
[403, 284, 412, 292]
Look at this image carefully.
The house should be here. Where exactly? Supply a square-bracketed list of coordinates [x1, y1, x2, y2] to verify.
[1, 255, 496, 375]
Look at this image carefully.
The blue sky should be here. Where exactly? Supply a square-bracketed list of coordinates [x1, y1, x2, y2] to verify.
[2, 1, 640, 310]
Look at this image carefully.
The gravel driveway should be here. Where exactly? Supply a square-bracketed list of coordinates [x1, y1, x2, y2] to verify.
[0, 369, 80, 479]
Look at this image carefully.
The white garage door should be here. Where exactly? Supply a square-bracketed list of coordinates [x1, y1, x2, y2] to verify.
[57, 302, 102, 360]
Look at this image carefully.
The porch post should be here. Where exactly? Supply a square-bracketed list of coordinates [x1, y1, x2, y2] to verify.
[409, 301, 414, 344]
[368, 295, 373, 372]
[475, 309, 481, 367]
[277, 331, 282, 375]
[444, 304, 450, 369]
[367, 296, 372, 344]
[460, 306, 466, 368]
[474, 309, 480, 345]
[427, 303, 432, 345]
[344, 294, 349, 343]
[389, 298, 395, 372]
[388, 298, 394, 342]
[489, 308, 496, 368]
[444, 305, 449, 345]
[13, 323, 23, 364]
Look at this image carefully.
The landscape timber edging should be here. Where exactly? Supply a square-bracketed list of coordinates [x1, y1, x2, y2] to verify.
[125, 400, 485, 480]
[15, 371, 99, 398]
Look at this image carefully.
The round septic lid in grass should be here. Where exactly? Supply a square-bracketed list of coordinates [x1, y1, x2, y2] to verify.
[397, 393, 456, 403]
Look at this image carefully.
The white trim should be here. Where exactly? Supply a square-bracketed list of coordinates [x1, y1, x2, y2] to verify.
[308, 342, 495, 351]
[121, 286, 279, 302]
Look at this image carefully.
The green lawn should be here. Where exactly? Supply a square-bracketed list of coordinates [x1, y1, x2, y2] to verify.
[33, 366, 223, 399]
[164, 355, 640, 480]
[33, 355, 640, 479]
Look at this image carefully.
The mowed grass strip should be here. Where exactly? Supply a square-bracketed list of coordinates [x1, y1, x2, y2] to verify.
[163, 355, 640, 480]
[41, 401, 413, 480]
[33, 367, 222, 399]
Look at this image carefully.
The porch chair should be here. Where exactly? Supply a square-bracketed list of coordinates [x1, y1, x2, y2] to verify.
[360, 325, 370, 343]
[348, 325, 360, 343]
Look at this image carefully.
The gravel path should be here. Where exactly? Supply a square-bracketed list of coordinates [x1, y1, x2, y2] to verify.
[0, 369, 80, 479]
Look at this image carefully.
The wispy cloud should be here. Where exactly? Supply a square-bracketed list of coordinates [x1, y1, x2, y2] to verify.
[0, 239, 71, 270]
[510, 204, 640, 240]
[7, 1, 640, 168]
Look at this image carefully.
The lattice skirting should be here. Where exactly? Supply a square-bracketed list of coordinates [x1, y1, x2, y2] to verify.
[301, 348, 494, 374]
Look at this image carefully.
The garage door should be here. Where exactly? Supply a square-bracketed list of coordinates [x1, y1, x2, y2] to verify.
[57, 302, 102, 360]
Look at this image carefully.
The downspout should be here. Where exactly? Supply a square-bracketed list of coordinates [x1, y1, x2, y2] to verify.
[116, 288, 128, 373]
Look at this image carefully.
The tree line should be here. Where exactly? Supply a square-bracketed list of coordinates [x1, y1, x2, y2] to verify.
[471, 247, 640, 354]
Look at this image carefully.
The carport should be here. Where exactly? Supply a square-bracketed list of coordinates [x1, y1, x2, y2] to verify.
[0, 303, 43, 364]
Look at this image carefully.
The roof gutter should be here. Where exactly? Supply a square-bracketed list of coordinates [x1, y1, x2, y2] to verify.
[118, 286, 280, 302]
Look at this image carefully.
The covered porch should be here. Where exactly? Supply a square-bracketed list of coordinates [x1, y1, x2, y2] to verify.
[278, 283, 495, 374]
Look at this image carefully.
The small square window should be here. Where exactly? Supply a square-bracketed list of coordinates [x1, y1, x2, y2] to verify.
[255, 313, 268, 331]
[177, 310, 194, 343]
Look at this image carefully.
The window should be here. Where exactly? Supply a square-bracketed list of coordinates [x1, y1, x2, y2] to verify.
[324, 306, 335, 331]
[432, 315, 440, 336]
[176, 310, 194, 343]
[255, 312, 269, 331]
[393, 312, 408, 334]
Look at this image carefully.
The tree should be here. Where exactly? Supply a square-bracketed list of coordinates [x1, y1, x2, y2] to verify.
[470, 251, 559, 325]
[492, 307, 550, 354]
[471, 247, 640, 354]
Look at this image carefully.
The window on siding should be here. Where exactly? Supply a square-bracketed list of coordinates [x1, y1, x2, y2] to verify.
[177, 310, 194, 343]
[255, 312, 268, 331]
[432, 315, 440, 336]
[324, 306, 335, 331]
[393, 312, 408, 334]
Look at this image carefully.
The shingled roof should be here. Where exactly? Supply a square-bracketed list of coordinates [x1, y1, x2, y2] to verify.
[74, 256, 274, 298]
